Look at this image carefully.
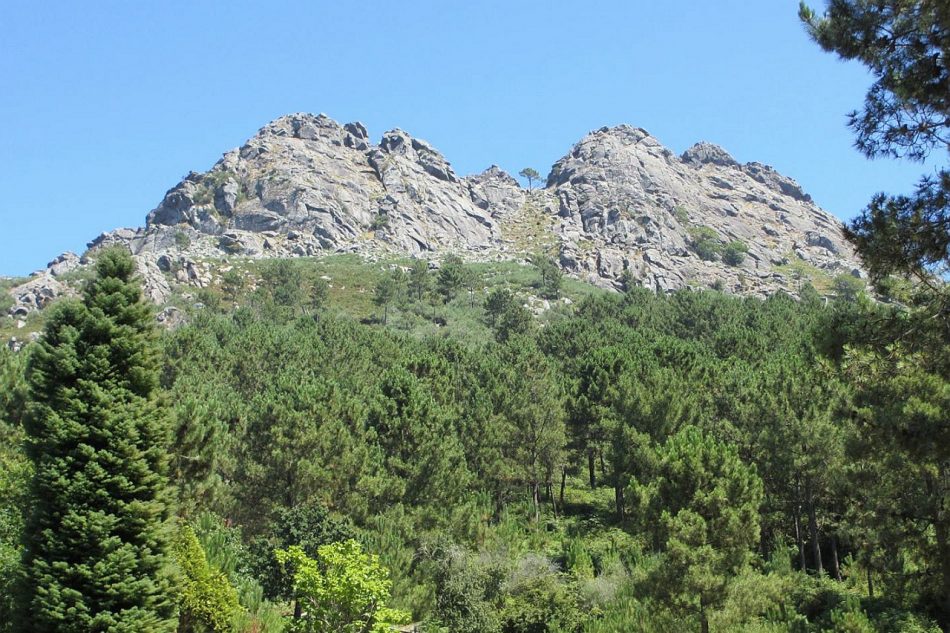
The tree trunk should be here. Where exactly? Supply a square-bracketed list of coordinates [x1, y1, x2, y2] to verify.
[559, 468, 567, 507]
[700, 595, 709, 633]
[532, 482, 540, 522]
[588, 451, 596, 488]
[934, 514, 950, 624]
[806, 479, 824, 575]
[614, 484, 625, 522]
[831, 535, 842, 581]
[793, 503, 806, 571]
[867, 566, 874, 598]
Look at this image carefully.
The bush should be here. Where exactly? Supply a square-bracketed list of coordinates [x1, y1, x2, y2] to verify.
[833, 274, 865, 302]
[722, 241, 748, 266]
[688, 226, 723, 261]
[173, 524, 241, 633]
[370, 212, 390, 231]
[175, 230, 191, 250]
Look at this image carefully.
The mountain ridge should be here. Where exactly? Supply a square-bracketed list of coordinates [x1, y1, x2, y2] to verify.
[5, 112, 863, 318]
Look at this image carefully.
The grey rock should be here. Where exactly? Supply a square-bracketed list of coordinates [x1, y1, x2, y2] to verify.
[805, 230, 840, 254]
[8, 273, 70, 316]
[681, 142, 739, 168]
[742, 162, 811, 203]
[465, 166, 524, 216]
[47, 251, 81, 276]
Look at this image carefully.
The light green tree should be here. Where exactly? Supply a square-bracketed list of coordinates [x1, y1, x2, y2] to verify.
[173, 523, 241, 632]
[275, 539, 410, 633]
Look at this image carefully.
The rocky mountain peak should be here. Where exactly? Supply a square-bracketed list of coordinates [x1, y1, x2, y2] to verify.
[7, 112, 865, 320]
[681, 142, 739, 168]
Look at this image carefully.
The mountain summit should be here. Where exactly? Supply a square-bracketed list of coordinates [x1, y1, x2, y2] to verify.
[7, 112, 862, 316]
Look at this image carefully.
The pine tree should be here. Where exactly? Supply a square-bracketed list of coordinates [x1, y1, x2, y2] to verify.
[18, 247, 177, 632]
[645, 426, 764, 633]
[800, 0, 949, 281]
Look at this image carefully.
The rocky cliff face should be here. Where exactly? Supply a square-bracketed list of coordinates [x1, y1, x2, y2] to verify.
[6, 112, 862, 316]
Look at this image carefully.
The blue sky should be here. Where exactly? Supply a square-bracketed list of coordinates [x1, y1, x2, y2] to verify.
[0, 1, 939, 275]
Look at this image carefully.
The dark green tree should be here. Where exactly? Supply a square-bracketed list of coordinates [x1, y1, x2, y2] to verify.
[843, 345, 950, 624]
[643, 426, 764, 633]
[493, 338, 566, 521]
[259, 259, 305, 313]
[800, 0, 949, 282]
[519, 167, 541, 191]
[484, 288, 514, 327]
[373, 270, 405, 325]
[408, 257, 432, 302]
[0, 348, 28, 632]
[437, 254, 468, 303]
[530, 254, 564, 299]
[221, 268, 245, 303]
[18, 247, 177, 632]
[494, 302, 535, 343]
[307, 276, 330, 314]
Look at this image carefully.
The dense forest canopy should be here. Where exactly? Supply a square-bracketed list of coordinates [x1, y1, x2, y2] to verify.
[0, 243, 946, 632]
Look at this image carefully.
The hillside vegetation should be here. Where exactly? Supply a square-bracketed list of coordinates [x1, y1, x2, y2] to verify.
[1, 249, 946, 632]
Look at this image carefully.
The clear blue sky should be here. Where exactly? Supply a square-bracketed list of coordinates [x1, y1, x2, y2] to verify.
[0, 1, 940, 276]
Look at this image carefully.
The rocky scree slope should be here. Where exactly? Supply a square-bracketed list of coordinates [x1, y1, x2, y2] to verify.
[6, 112, 861, 317]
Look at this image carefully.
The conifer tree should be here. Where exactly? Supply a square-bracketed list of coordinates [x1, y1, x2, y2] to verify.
[18, 247, 176, 632]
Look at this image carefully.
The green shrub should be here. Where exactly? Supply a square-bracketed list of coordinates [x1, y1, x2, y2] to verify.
[175, 230, 191, 250]
[370, 212, 390, 231]
[673, 205, 690, 224]
[688, 226, 723, 261]
[723, 240, 749, 266]
[173, 524, 241, 633]
[833, 274, 865, 302]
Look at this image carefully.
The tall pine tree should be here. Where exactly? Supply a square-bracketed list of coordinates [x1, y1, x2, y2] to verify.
[18, 247, 176, 632]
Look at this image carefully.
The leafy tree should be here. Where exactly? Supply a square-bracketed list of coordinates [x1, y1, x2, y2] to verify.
[173, 523, 241, 633]
[426, 543, 502, 633]
[484, 288, 515, 327]
[437, 254, 468, 302]
[275, 539, 410, 633]
[373, 270, 405, 325]
[800, 0, 949, 282]
[518, 167, 541, 191]
[643, 426, 764, 633]
[249, 503, 353, 612]
[408, 258, 432, 302]
[18, 247, 177, 632]
[498, 554, 584, 633]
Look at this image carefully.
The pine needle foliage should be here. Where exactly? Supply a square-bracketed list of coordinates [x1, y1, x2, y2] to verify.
[17, 247, 177, 632]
